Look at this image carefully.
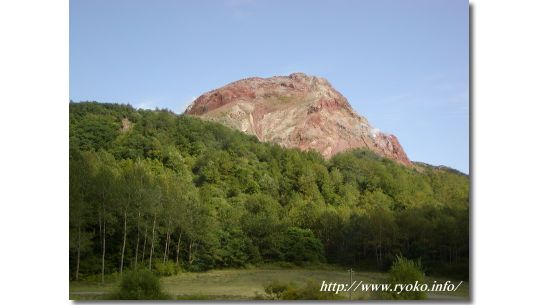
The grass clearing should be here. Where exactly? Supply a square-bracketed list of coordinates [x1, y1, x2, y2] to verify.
[69, 265, 469, 300]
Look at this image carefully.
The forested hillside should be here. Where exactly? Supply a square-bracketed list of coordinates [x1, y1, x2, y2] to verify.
[69, 102, 469, 282]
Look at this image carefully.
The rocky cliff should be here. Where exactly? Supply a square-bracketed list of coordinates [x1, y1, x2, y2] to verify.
[185, 73, 411, 166]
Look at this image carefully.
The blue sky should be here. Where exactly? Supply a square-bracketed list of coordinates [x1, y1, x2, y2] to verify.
[70, 0, 469, 173]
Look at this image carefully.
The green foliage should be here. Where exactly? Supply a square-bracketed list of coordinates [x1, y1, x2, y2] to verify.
[385, 256, 426, 300]
[69, 102, 469, 281]
[263, 280, 290, 299]
[153, 261, 180, 276]
[280, 227, 324, 264]
[70, 112, 120, 152]
[215, 228, 259, 267]
[114, 269, 170, 300]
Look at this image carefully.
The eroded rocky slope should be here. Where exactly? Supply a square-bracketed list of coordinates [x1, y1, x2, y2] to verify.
[185, 73, 411, 165]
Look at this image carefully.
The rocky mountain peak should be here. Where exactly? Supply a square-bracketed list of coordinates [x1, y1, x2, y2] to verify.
[184, 73, 411, 166]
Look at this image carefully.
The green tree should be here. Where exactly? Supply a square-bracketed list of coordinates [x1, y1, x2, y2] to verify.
[385, 256, 426, 300]
[280, 227, 324, 264]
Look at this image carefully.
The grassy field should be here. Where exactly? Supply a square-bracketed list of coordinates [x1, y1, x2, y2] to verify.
[69, 265, 469, 300]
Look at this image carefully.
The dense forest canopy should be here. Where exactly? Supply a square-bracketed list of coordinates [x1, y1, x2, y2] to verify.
[69, 102, 469, 282]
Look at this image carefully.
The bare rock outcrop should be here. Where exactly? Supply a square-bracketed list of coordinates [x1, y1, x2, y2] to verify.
[185, 73, 411, 166]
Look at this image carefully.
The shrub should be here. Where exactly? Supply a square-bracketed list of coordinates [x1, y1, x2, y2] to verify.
[264, 280, 291, 300]
[385, 256, 427, 300]
[114, 269, 170, 300]
[153, 260, 179, 276]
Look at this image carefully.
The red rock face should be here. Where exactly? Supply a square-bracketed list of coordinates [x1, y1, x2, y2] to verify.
[185, 73, 411, 166]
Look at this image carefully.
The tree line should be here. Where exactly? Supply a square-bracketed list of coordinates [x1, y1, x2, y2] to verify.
[69, 102, 469, 281]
